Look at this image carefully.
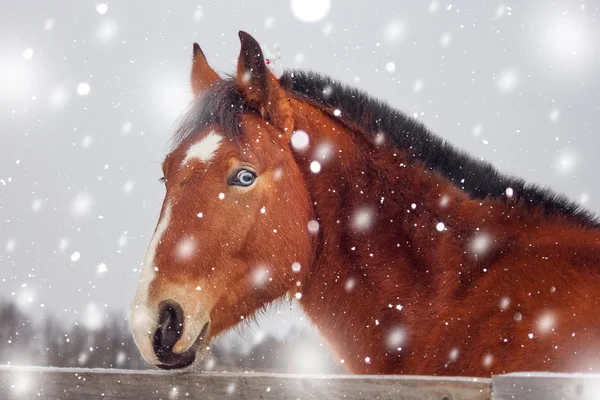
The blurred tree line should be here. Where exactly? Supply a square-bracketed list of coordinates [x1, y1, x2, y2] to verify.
[0, 300, 341, 373]
[0, 300, 146, 369]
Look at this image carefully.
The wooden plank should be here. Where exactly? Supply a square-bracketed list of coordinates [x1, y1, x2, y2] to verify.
[492, 372, 600, 400]
[0, 366, 491, 400]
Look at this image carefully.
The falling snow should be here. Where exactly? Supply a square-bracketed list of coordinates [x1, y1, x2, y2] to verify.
[386, 327, 406, 350]
[470, 232, 492, 257]
[344, 277, 356, 292]
[307, 220, 320, 235]
[176, 237, 196, 260]
[76, 82, 91, 96]
[70, 251, 81, 262]
[483, 354, 493, 368]
[1, 0, 599, 377]
[496, 67, 520, 93]
[383, 21, 404, 42]
[71, 192, 93, 218]
[97, 262, 108, 274]
[291, 130, 310, 151]
[290, 0, 330, 23]
[23, 48, 33, 60]
[5, 239, 16, 253]
[252, 266, 270, 286]
[448, 348, 459, 362]
[83, 302, 104, 330]
[96, 3, 108, 15]
[122, 180, 135, 194]
[536, 311, 557, 335]
[352, 207, 375, 232]
[310, 161, 321, 173]
[291, 262, 301, 273]
[440, 33, 452, 47]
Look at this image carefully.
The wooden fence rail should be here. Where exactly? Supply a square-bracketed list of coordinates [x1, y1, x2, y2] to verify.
[1, 366, 599, 399]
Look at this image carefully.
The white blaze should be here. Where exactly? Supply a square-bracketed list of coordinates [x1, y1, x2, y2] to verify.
[130, 201, 172, 363]
[181, 131, 223, 166]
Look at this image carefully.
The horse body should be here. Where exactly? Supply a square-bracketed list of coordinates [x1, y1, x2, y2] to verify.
[285, 93, 600, 375]
[130, 31, 600, 376]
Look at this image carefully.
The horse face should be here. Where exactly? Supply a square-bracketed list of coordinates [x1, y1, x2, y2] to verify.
[130, 32, 313, 369]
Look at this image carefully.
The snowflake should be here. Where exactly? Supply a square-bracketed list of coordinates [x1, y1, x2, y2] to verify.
[291, 130, 310, 151]
[176, 237, 195, 260]
[23, 48, 33, 60]
[71, 192, 93, 218]
[310, 161, 321, 173]
[290, 0, 330, 23]
[96, 3, 108, 14]
[386, 327, 406, 349]
[352, 207, 375, 232]
[77, 82, 91, 96]
[496, 67, 520, 93]
[383, 20, 405, 42]
[344, 277, 356, 292]
[83, 302, 104, 330]
[470, 232, 492, 257]
[291, 262, 301, 273]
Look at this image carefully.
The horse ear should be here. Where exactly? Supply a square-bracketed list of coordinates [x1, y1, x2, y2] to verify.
[236, 31, 293, 135]
[191, 43, 220, 97]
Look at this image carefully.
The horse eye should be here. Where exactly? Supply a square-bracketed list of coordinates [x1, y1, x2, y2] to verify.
[230, 169, 256, 187]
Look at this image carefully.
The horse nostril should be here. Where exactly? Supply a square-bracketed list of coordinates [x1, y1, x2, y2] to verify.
[153, 300, 184, 361]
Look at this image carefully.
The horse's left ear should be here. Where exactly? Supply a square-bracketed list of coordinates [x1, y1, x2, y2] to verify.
[191, 43, 220, 97]
[236, 31, 293, 135]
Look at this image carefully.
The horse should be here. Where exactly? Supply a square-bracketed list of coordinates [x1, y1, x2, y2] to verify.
[130, 31, 600, 377]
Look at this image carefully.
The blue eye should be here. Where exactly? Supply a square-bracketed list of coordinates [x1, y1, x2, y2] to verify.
[230, 169, 256, 187]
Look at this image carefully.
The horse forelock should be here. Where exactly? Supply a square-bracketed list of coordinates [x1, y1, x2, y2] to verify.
[170, 78, 246, 151]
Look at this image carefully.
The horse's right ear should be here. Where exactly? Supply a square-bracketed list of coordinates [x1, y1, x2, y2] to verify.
[236, 31, 293, 135]
[190, 43, 220, 97]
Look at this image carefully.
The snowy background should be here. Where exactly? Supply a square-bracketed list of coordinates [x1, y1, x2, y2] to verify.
[1, 0, 599, 370]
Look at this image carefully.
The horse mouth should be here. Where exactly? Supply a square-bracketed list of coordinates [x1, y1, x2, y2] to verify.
[156, 322, 209, 370]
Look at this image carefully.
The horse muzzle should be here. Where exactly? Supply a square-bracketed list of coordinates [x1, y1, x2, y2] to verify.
[131, 298, 210, 369]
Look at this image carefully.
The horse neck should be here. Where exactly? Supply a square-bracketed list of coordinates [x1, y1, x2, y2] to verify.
[288, 98, 503, 372]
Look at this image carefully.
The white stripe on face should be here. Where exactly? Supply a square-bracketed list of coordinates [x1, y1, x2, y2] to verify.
[181, 131, 223, 167]
[130, 201, 172, 364]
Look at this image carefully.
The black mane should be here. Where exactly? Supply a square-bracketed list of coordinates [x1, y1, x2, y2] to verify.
[171, 79, 247, 149]
[282, 70, 599, 229]
[172, 70, 600, 229]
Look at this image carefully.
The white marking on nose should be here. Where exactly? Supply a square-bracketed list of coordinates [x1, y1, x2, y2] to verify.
[130, 201, 173, 364]
[181, 131, 223, 167]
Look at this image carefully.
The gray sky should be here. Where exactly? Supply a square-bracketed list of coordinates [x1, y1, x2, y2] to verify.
[1, 0, 599, 354]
